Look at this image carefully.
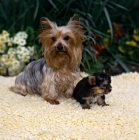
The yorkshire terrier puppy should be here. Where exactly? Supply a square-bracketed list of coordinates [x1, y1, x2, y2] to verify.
[10, 14, 85, 105]
[73, 71, 112, 109]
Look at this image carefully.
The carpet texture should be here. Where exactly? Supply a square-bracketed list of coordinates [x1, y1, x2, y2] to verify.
[0, 72, 139, 140]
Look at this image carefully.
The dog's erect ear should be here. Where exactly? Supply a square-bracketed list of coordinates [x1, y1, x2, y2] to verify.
[67, 14, 80, 28]
[40, 17, 56, 32]
[67, 14, 86, 36]
[69, 14, 80, 22]
[88, 76, 96, 85]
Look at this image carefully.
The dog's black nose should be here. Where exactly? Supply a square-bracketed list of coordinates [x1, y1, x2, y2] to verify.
[57, 45, 63, 51]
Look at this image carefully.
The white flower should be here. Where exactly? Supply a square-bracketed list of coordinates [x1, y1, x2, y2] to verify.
[13, 36, 21, 45]
[0, 44, 6, 53]
[5, 58, 14, 68]
[16, 45, 22, 54]
[13, 36, 26, 46]
[8, 67, 20, 76]
[2, 30, 9, 40]
[2, 30, 9, 37]
[0, 34, 7, 44]
[12, 59, 20, 69]
[7, 38, 14, 46]
[15, 31, 28, 39]
[18, 38, 26, 46]
[16, 46, 30, 55]
[28, 46, 35, 56]
[1, 54, 8, 62]
[21, 55, 30, 62]
[16, 46, 30, 62]
[0, 53, 22, 76]
[7, 48, 16, 58]
[0, 30, 35, 76]
[0, 30, 10, 45]
[0, 67, 6, 75]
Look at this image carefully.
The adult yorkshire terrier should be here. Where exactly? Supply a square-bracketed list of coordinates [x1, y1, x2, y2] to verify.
[10, 14, 85, 105]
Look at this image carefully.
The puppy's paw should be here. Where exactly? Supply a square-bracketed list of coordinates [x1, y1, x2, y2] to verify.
[102, 103, 109, 107]
[81, 104, 91, 109]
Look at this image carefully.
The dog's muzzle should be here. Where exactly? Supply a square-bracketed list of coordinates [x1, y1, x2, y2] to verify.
[57, 44, 64, 51]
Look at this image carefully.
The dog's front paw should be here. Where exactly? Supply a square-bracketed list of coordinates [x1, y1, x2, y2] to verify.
[50, 100, 60, 105]
[44, 98, 59, 105]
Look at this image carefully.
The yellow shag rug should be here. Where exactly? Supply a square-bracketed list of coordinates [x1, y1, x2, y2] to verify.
[0, 72, 139, 140]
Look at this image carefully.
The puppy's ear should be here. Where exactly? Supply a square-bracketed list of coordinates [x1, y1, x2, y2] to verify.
[103, 69, 106, 73]
[88, 76, 96, 85]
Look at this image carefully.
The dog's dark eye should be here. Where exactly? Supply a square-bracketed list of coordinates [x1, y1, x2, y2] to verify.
[103, 84, 107, 87]
[52, 37, 56, 42]
[64, 36, 69, 41]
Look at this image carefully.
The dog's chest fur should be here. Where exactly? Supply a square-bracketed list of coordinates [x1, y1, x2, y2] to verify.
[43, 66, 79, 94]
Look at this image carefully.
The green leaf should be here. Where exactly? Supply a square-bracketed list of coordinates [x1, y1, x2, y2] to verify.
[34, 0, 39, 20]
[0, 6, 8, 22]
[95, 0, 109, 23]
[106, 48, 130, 72]
[109, 1, 128, 11]
[103, 7, 113, 45]
[48, 0, 58, 10]
[25, 26, 35, 45]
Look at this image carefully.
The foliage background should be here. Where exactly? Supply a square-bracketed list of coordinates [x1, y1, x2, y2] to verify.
[0, 0, 139, 75]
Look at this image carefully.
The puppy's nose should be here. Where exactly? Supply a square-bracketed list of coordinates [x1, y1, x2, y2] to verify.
[109, 88, 112, 92]
[57, 44, 63, 51]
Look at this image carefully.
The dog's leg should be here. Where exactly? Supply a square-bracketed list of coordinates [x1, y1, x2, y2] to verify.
[64, 84, 74, 98]
[10, 72, 28, 96]
[41, 83, 59, 105]
[9, 86, 27, 96]
[81, 97, 93, 109]
[97, 95, 109, 106]
[81, 103, 91, 109]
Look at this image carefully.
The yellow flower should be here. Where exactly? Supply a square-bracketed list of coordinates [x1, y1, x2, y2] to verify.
[101, 45, 105, 49]
[102, 37, 109, 48]
[133, 29, 137, 34]
[130, 41, 137, 46]
[103, 38, 109, 45]
[107, 30, 111, 33]
[125, 41, 137, 47]
[132, 34, 139, 41]
[118, 46, 126, 53]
